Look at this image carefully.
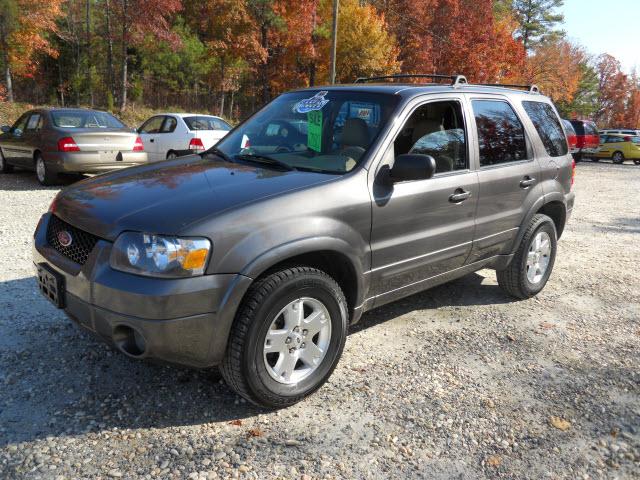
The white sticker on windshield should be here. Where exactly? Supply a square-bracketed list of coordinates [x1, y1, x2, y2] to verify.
[294, 91, 329, 113]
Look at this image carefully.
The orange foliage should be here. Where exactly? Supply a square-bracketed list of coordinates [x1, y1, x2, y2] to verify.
[595, 54, 629, 128]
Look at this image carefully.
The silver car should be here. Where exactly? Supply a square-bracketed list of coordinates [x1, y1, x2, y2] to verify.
[0, 108, 148, 185]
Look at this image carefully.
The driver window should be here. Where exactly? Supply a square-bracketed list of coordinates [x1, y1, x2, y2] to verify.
[139, 116, 164, 134]
[394, 101, 468, 174]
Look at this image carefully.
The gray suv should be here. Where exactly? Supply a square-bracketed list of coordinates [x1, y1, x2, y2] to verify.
[32, 75, 575, 408]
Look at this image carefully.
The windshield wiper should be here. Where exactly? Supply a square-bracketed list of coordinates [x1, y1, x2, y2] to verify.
[235, 153, 294, 171]
[208, 147, 235, 164]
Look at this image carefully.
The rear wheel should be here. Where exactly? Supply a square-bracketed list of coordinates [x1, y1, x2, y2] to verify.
[634, 160, 640, 165]
[221, 266, 348, 408]
[35, 154, 58, 186]
[0, 149, 14, 173]
[612, 151, 624, 164]
[497, 214, 557, 299]
[166, 151, 178, 160]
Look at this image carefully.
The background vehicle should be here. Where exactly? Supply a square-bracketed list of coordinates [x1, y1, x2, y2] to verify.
[569, 119, 599, 161]
[0, 108, 147, 185]
[596, 133, 640, 164]
[33, 76, 575, 408]
[138, 113, 232, 161]
[600, 128, 640, 136]
[562, 119, 578, 155]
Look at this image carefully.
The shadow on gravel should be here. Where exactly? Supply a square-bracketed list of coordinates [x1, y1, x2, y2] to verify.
[0, 278, 260, 448]
[0, 170, 79, 191]
[352, 271, 514, 334]
[591, 217, 640, 235]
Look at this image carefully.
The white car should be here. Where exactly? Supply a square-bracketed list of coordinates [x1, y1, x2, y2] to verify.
[137, 113, 232, 161]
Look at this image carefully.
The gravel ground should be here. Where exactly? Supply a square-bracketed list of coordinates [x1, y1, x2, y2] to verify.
[0, 161, 639, 480]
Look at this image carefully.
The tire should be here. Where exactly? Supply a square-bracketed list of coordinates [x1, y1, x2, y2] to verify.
[0, 149, 14, 173]
[166, 151, 178, 160]
[221, 266, 348, 408]
[497, 214, 557, 300]
[612, 151, 624, 164]
[591, 157, 599, 162]
[634, 160, 640, 166]
[35, 153, 58, 186]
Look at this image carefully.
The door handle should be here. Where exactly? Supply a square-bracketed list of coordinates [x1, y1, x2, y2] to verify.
[449, 188, 472, 203]
[150, 138, 154, 143]
[519, 176, 536, 188]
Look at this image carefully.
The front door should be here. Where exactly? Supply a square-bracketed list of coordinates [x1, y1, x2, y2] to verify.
[1, 113, 30, 165]
[138, 116, 165, 161]
[369, 98, 478, 304]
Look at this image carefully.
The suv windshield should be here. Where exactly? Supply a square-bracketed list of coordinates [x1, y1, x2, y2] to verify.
[214, 90, 399, 174]
[51, 110, 125, 129]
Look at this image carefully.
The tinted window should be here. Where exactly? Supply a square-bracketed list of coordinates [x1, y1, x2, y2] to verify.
[184, 116, 231, 131]
[569, 120, 585, 135]
[522, 101, 567, 157]
[395, 100, 468, 173]
[139, 116, 164, 134]
[51, 110, 124, 128]
[161, 116, 177, 133]
[26, 114, 42, 131]
[472, 100, 528, 166]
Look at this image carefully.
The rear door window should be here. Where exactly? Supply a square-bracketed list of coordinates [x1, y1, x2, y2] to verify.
[161, 116, 177, 133]
[522, 101, 568, 157]
[26, 114, 42, 131]
[472, 100, 528, 166]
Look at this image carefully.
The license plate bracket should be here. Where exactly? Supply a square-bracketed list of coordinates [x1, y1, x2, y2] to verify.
[36, 263, 65, 308]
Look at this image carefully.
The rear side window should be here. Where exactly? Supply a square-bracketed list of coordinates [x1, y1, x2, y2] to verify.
[184, 116, 231, 131]
[472, 100, 528, 167]
[161, 116, 177, 133]
[522, 101, 568, 157]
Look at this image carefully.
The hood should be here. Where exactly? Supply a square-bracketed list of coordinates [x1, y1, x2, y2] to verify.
[52, 155, 335, 240]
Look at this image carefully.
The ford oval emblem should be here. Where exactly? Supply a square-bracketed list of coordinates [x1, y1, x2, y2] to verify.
[57, 230, 73, 247]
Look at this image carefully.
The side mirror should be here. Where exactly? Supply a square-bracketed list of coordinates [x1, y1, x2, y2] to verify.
[0, 125, 10, 133]
[13, 128, 23, 136]
[390, 154, 436, 182]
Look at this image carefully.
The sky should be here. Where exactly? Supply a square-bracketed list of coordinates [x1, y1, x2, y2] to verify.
[561, 0, 639, 73]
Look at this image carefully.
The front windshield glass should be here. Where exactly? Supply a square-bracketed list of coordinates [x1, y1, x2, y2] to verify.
[214, 90, 399, 174]
[51, 111, 125, 129]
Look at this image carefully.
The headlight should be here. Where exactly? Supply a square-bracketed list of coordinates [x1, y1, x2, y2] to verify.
[110, 232, 211, 278]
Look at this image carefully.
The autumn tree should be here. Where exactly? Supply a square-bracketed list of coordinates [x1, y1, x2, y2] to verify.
[0, 0, 64, 102]
[595, 54, 629, 128]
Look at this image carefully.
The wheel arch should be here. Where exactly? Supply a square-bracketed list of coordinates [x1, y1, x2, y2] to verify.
[510, 196, 566, 257]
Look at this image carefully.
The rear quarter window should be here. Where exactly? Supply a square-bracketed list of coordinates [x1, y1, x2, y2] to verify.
[522, 101, 568, 157]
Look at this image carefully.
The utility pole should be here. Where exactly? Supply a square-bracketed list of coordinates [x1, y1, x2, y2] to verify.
[329, 0, 339, 84]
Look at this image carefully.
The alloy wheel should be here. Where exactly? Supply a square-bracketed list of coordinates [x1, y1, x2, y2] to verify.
[36, 158, 46, 183]
[263, 297, 332, 384]
[526, 231, 551, 284]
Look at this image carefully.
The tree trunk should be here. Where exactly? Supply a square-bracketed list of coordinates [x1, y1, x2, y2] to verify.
[119, 0, 128, 111]
[86, 0, 93, 106]
[229, 90, 235, 120]
[105, 0, 115, 98]
[219, 58, 225, 116]
[4, 62, 13, 103]
[260, 25, 269, 104]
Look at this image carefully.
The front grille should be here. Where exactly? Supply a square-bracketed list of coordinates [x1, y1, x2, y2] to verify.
[46, 215, 99, 265]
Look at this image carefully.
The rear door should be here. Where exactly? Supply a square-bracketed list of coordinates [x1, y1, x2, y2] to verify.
[155, 115, 178, 159]
[467, 96, 541, 263]
[138, 116, 165, 161]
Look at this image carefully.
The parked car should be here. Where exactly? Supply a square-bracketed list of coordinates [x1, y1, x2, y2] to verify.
[569, 119, 599, 161]
[138, 113, 231, 161]
[0, 108, 147, 185]
[562, 119, 578, 155]
[600, 128, 640, 137]
[595, 133, 640, 164]
[33, 76, 575, 408]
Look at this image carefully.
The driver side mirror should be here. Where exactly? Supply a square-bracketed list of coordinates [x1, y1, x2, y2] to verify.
[1, 126, 10, 133]
[12, 128, 23, 136]
[390, 154, 436, 182]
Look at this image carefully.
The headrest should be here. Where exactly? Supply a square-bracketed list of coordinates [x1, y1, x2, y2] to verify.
[342, 118, 369, 148]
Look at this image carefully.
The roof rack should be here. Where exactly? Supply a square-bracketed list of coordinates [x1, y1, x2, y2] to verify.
[478, 83, 540, 94]
[354, 74, 468, 87]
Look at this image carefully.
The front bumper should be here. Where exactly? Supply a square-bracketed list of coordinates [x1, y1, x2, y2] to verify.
[33, 213, 252, 367]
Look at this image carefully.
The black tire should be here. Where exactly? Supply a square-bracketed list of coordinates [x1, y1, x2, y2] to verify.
[612, 151, 624, 164]
[591, 157, 599, 162]
[221, 266, 348, 408]
[496, 214, 557, 300]
[166, 150, 178, 160]
[634, 160, 640, 166]
[35, 153, 58, 186]
[0, 149, 13, 173]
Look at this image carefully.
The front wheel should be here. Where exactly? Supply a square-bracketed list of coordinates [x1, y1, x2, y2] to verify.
[497, 214, 557, 299]
[0, 149, 14, 173]
[221, 266, 348, 408]
[612, 151, 624, 164]
[634, 160, 640, 166]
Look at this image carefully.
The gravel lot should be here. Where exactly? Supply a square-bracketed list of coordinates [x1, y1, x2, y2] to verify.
[0, 162, 639, 479]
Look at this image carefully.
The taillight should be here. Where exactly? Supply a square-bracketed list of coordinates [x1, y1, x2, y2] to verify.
[189, 137, 205, 151]
[567, 134, 577, 148]
[57, 137, 80, 152]
[623, 136, 632, 142]
[571, 159, 576, 188]
[133, 136, 144, 151]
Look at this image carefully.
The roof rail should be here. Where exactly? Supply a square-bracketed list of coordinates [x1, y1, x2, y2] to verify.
[477, 83, 541, 94]
[354, 74, 468, 87]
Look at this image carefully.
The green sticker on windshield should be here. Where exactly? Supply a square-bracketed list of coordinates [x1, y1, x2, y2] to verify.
[307, 110, 322, 152]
